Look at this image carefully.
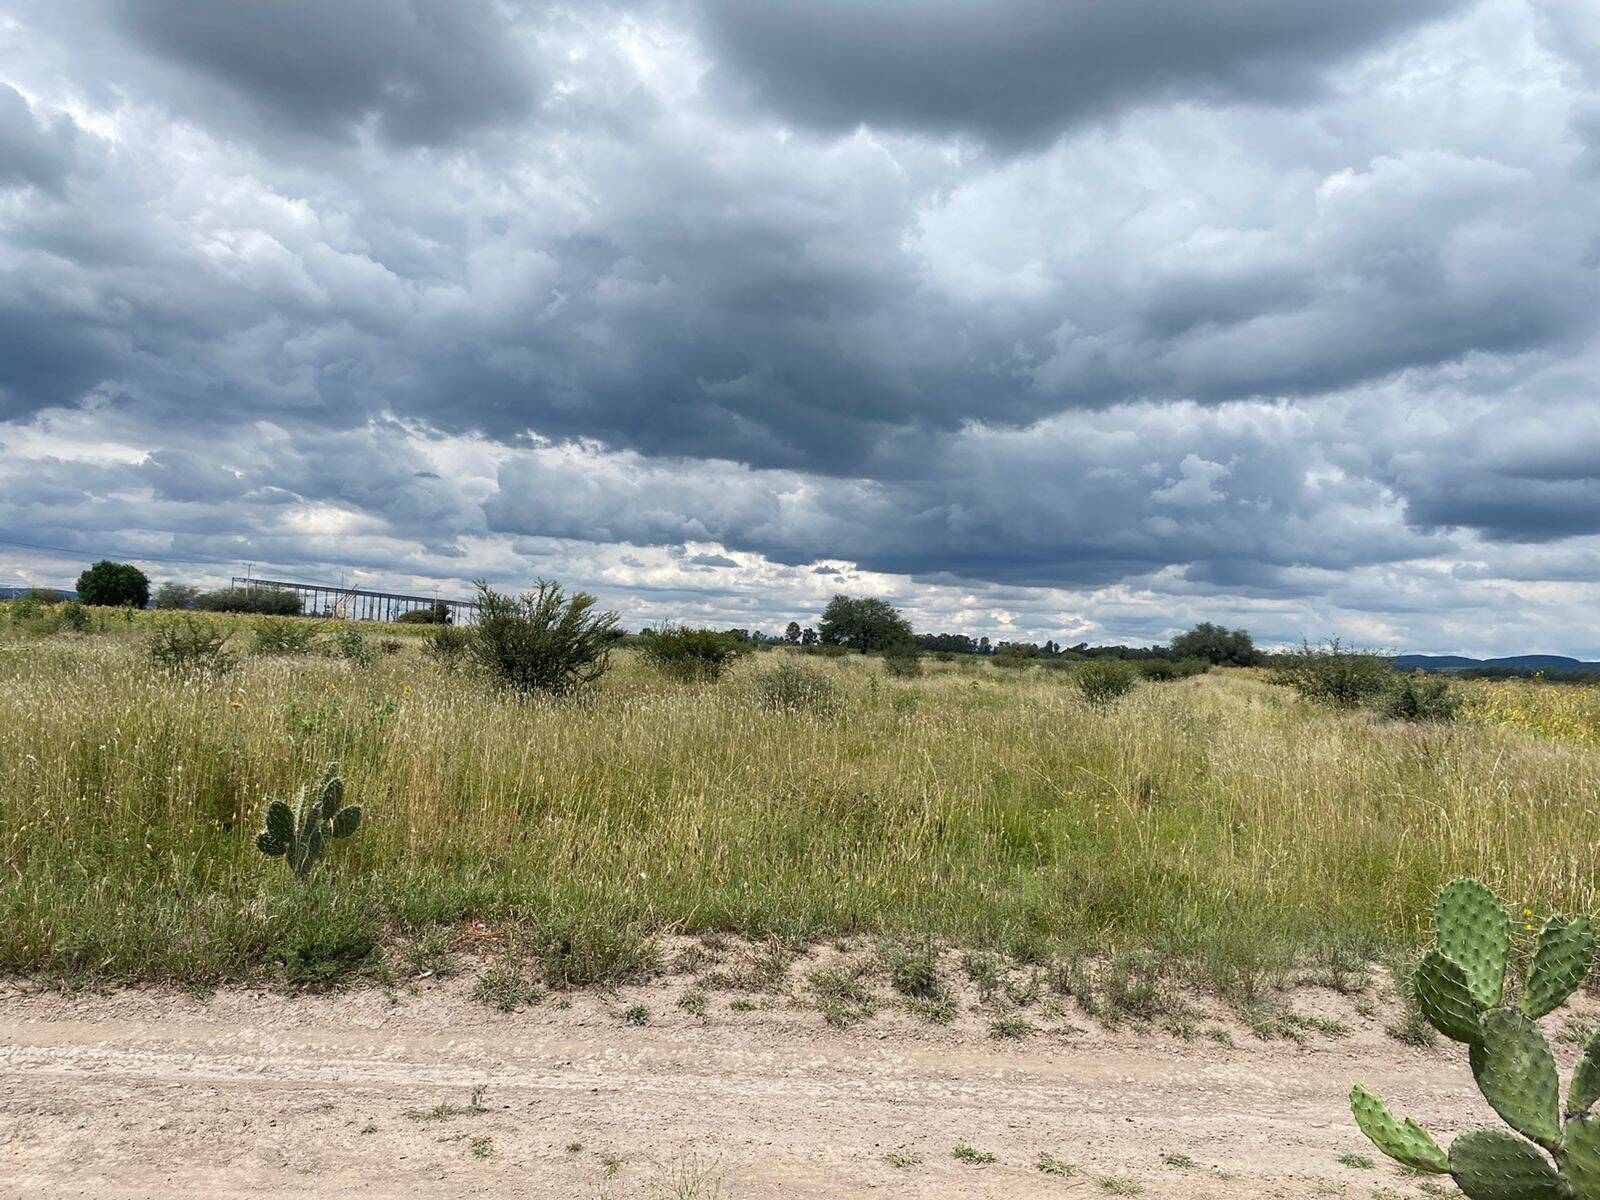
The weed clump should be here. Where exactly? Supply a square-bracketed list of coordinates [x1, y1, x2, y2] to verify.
[253, 616, 317, 656]
[1381, 672, 1462, 723]
[755, 661, 838, 714]
[147, 615, 235, 675]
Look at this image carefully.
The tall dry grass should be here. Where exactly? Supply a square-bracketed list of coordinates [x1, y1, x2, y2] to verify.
[3, 611, 1599, 990]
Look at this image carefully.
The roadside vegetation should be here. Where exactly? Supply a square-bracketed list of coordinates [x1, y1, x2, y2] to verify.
[3, 592, 1600, 1008]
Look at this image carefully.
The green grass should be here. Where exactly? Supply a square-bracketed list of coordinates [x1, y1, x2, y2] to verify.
[5, 609, 1600, 995]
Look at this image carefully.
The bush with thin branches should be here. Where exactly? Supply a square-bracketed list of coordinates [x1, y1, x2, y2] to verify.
[468, 579, 620, 695]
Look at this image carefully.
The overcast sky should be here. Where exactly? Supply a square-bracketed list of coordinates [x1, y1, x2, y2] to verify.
[2, 0, 1598, 654]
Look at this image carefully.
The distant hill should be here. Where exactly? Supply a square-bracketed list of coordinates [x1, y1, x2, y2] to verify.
[1398, 653, 1600, 673]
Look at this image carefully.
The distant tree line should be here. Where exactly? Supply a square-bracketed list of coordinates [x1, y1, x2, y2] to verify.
[47, 561, 1270, 668]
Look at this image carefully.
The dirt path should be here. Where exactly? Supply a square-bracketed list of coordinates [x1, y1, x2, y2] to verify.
[0, 973, 1516, 1199]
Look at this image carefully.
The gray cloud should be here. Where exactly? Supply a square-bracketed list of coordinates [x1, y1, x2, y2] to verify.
[1, 0, 1599, 655]
[112, 0, 539, 146]
[694, 0, 1467, 149]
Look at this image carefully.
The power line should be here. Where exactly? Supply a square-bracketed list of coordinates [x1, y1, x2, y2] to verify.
[0, 534, 247, 570]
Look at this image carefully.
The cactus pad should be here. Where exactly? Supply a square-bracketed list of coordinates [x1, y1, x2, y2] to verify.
[1349, 1085, 1449, 1173]
[330, 805, 362, 839]
[1469, 1008, 1561, 1150]
[1522, 915, 1596, 1021]
[1448, 1130, 1563, 1200]
[1564, 1113, 1600, 1200]
[254, 764, 362, 879]
[1435, 878, 1510, 1009]
[1416, 949, 1486, 1043]
[1571, 1029, 1600, 1118]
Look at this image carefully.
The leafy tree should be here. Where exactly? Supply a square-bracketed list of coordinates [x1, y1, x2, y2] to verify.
[194, 586, 302, 615]
[397, 601, 452, 625]
[76, 560, 150, 608]
[1169, 622, 1258, 666]
[469, 579, 620, 695]
[800, 627, 817, 646]
[23, 587, 63, 605]
[818, 594, 913, 653]
[784, 621, 802, 644]
[153, 582, 200, 610]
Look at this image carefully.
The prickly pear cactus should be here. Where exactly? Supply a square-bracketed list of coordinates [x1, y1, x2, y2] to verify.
[255, 763, 362, 879]
[1351, 878, 1599, 1199]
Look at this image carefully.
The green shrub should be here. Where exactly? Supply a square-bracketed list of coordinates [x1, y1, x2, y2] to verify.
[194, 586, 302, 616]
[1351, 879, 1598, 1196]
[396, 601, 452, 625]
[1274, 639, 1394, 707]
[755, 661, 838, 714]
[883, 646, 922, 679]
[147, 616, 234, 674]
[76, 560, 150, 608]
[1382, 673, 1462, 723]
[57, 602, 90, 632]
[23, 588, 63, 605]
[468, 579, 620, 696]
[427, 625, 472, 667]
[1074, 658, 1137, 705]
[330, 626, 375, 666]
[636, 623, 750, 682]
[253, 617, 317, 656]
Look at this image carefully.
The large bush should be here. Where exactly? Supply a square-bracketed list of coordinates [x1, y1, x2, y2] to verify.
[1381, 672, 1462, 723]
[637, 624, 750, 682]
[76, 560, 150, 608]
[468, 579, 620, 695]
[194, 586, 303, 615]
[1274, 639, 1395, 708]
[1074, 658, 1138, 705]
[147, 616, 234, 675]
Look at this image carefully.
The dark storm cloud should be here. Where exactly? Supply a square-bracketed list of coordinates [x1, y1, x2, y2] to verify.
[694, 0, 1468, 149]
[112, 0, 539, 146]
[3, 0, 1600, 653]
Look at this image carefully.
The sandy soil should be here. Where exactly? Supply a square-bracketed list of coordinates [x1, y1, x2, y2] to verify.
[0, 953, 1560, 1200]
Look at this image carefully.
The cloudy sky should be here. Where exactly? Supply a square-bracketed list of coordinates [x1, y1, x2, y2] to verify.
[2, 0, 1598, 654]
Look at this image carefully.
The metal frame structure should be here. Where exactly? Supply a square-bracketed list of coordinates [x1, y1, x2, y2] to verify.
[230, 577, 478, 624]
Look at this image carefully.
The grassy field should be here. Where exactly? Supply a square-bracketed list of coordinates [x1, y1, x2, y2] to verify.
[4, 606, 1600, 1005]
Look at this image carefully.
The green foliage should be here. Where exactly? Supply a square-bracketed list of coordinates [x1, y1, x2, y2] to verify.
[57, 601, 90, 632]
[23, 587, 63, 605]
[397, 601, 452, 624]
[637, 623, 751, 682]
[253, 616, 318, 656]
[427, 624, 472, 666]
[147, 615, 235, 675]
[194, 586, 303, 615]
[1383, 673, 1464, 723]
[754, 660, 838, 714]
[817, 594, 913, 652]
[1351, 878, 1600, 1197]
[1139, 657, 1210, 682]
[1074, 658, 1138, 705]
[1169, 622, 1258, 666]
[76, 560, 150, 608]
[255, 763, 363, 880]
[330, 625, 375, 666]
[1274, 639, 1395, 707]
[468, 579, 619, 695]
[883, 645, 922, 679]
[153, 582, 199, 610]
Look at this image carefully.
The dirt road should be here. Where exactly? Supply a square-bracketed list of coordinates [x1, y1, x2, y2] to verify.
[0, 970, 1511, 1199]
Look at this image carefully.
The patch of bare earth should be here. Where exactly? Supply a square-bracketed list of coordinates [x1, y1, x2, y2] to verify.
[1, 945, 1576, 1199]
